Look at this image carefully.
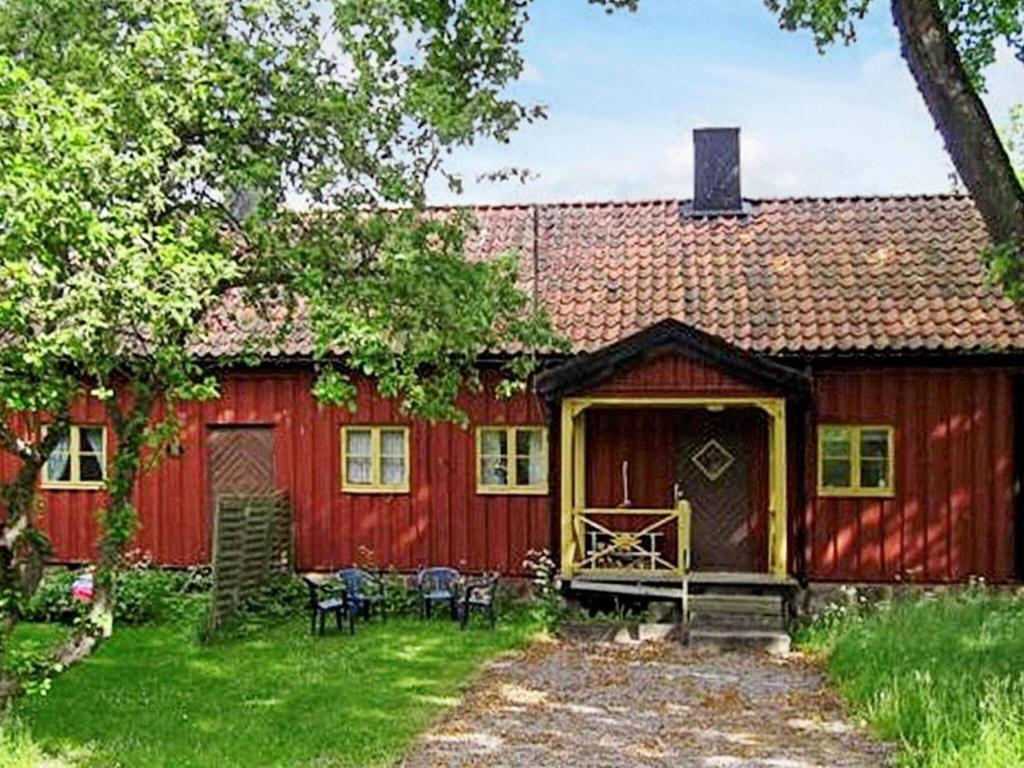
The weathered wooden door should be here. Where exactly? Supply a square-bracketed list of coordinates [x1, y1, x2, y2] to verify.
[208, 426, 276, 503]
[676, 409, 768, 571]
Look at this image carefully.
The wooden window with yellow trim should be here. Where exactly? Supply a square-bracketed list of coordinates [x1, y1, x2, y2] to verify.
[476, 426, 548, 495]
[341, 426, 410, 493]
[41, 425, 107, 490]
[817, 425, 894, 497]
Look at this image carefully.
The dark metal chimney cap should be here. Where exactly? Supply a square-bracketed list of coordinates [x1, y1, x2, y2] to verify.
[684, 127, 749, 217]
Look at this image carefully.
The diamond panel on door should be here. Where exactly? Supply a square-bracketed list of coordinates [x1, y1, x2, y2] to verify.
[691, 438, 735, 482]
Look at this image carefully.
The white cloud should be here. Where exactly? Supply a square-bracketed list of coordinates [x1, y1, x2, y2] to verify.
[426, 4, 1024, 206]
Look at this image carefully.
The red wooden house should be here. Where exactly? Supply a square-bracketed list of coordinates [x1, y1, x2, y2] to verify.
[10, 128, 1024, 587]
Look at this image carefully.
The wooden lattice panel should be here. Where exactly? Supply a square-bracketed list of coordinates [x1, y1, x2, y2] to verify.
[209, 492, 291, 634]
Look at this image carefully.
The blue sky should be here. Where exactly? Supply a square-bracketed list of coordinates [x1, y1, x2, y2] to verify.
[426, 0, 1023, 205]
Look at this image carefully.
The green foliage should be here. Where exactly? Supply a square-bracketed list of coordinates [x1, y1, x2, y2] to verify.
[0, 0, 561, 651]
[757, 0, 1024, 89]
[17, 571, 81, 625]
[763, 0, 872, 47]
[304, 216, 565, 422]
[983, 239, 1024, 302]
[939, 0, 1024, 88]
[9, 612, 540, 767]
[0, 0, 561, 426]
[382, 571, 420, 616]
[1006, 104, 1024, 186]
[796, 588, 1024, 767]
[522, 548, 564, 628]
[0, 624, 68, 704]
[0, 720, 72, 768]
[20, 565, 202, 627]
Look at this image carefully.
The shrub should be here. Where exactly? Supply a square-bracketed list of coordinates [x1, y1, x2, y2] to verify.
[21, 562, 205, 626]
[522, 548, 563, 628]
[114, 568, 186, 624]
[198, 573, 309, 643]
[20, 570, 82, 624]
[382, 571, 418, 616]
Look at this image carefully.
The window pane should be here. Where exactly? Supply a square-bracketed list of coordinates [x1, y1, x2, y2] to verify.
[79, 454, 104, 482]
[346, 430, 372, 457]
[80, 428, 104, 454]
[515, 456, 545, 486]
[860, 459, 889, 489]
[480, 457, 508, 486]
[381, 457, 406, 486]
[346, 457, 373, 484]
[380, 430, 406, 457]
[822, 458, 851, 488]
[480, 430, 507, 456]
[46, 437, 71, 482]
[822, 428, 851, 458]
[515, 429, 542, 460]
[860, 430, 889, 460]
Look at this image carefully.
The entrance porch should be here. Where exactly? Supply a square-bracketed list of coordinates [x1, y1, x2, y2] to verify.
[535, 319, 812, 592]
[558, 397, 789, 581]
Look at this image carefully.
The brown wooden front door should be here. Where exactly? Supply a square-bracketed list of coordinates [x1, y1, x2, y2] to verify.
[675, 409, 768, 572]
[208, 426, 276, 504]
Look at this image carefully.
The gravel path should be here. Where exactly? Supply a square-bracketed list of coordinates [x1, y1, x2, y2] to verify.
[402, 638, 890, 768]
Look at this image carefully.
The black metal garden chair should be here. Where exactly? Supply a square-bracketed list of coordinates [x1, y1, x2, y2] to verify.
[459, 573, 500, 630]
[337, 567, 386, 623]
[302, 576, 354, 635]
[416, 567, 461, 620]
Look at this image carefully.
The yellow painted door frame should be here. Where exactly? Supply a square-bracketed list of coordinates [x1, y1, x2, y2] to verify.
[558, 396, 788, 580]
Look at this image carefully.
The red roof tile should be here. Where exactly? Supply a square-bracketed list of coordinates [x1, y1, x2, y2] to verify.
[197, 194, 1024, 357]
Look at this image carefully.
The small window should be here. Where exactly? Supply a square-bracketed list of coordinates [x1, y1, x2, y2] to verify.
[41, 425, 107, 489]
[818, 425, 894, 497]
[477, 426, 547, 494]
[341, 426, 409, 493]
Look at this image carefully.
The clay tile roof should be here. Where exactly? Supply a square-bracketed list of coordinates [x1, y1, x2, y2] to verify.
[198, 194, 1024, 358]
[479, 194, 1024, 355]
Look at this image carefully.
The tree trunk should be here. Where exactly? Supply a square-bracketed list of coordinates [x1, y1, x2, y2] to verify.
[0, 415, 70, 714]
[892, 0, 1024, 251]
[47, 386, 158, 669]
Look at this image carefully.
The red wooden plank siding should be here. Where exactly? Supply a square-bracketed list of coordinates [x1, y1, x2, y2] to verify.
[809, 367, 1017, 583]
[2, 358, 1018, 583]
[586, 353, 768, 397]
[10, 369, 549, 574]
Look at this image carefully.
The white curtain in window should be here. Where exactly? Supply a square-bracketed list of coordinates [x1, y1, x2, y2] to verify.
[515, 429, 543, 485]
[81, 428, 104, 453]
[481, 457, 508, 486]
[346, 430, 372, 456]
[379, 431, 406, 485]
[345, 430, 373, 483]
[46, 436, 71, 481]
[381, 458, 405, 485]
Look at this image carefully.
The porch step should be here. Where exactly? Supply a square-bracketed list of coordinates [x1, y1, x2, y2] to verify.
[689, 611, 786, 632]
[568, 578, 686, 601]
[687, 592, 788, 633]
[689, 593, 783, 615]
[687, 628, 791, 654]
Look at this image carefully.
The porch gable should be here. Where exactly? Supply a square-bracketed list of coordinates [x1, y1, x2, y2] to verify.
[536, 318, 810, 401]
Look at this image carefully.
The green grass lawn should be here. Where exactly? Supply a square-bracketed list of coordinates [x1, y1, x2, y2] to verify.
[3, 611, 539, 768]
[796, 590, 1024, 768]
